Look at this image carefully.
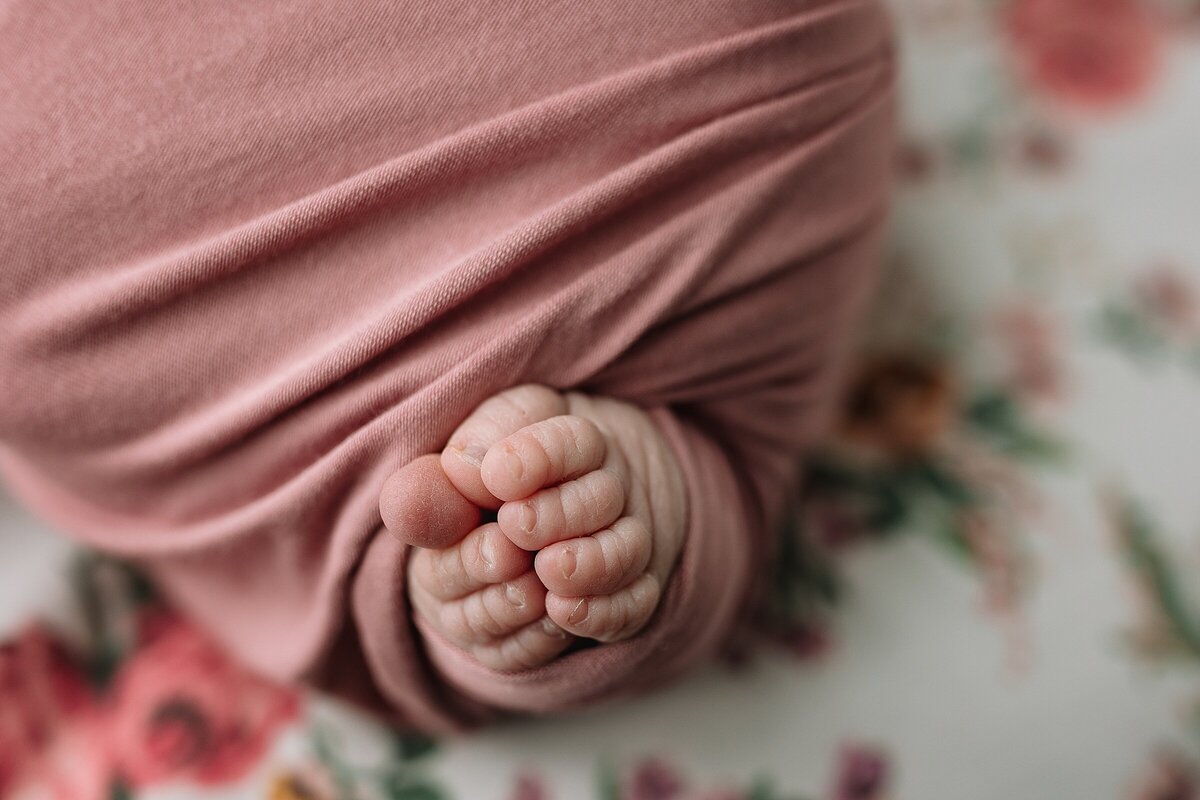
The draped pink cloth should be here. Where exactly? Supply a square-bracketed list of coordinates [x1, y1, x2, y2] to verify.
[0, 0, 895, 730]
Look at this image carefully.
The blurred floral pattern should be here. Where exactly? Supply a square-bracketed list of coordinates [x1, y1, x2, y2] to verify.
[3, 0, 1200, 797]
[0, 562, 301, 798]
[0, 553, 897, 799]
[1005, 0, 1164, 110]
[1098, 266, 1200, 374]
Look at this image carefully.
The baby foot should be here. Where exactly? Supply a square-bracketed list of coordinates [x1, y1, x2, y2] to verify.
[443, 385, 688, 647]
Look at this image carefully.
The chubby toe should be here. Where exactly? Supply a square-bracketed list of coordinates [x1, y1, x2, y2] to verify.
[496, 468, 625, 551]
[409, 523, 532, 601]
[545, 572, 662, 643]
[381, 454, 480, 549]
[533, 516, 651, 596]
[480, 415, 607, 502]
[469, 617, 574, 671]
[434, 571, 547, 646]
[441, 385, 568, 509]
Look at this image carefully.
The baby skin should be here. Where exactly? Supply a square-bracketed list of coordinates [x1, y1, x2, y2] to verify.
[380, 385, 688, 671]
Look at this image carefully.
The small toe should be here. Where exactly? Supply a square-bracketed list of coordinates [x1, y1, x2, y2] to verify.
[496, 468, 625, 550]
[470, 617, 575, 671]
[409, 523, 531, 601]
[534, 516, 651, 596]
[436, 571, 547, 646]
[480, 415, 606, 502]
[441, 385, 568, 509]
[545, 572, 662, 643]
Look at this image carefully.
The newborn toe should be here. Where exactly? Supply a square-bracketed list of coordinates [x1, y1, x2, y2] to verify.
[534, 516, 651, 597]
[496, 468, 624, 551]
[470, 617, 574, 672]
[380, 453, 480, 549]
[480, 414, 606, 502]
[437, 571, 547, 646]
[409, 523, 531, 601]
[441, 384, 568, 509]
[545, 572, 662, 643]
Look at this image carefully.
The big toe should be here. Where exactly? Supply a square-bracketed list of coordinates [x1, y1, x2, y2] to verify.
[380, 454, 479, 549]
[441, 384, 568, 509]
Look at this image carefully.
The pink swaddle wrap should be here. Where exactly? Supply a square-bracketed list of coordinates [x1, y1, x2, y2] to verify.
[0, 0, 895, 730]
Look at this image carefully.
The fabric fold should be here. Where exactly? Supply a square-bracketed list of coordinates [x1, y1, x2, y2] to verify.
[0, 0, 896, 727]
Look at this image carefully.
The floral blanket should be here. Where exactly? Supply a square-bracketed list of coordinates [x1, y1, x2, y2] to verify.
[4, 0, 1200, 797]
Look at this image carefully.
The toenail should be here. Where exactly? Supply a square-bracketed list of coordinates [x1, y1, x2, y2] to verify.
[560, 547, 577, 580]
[479, 534, 497, 570]
[518, 502, 537, 535]
[452, 443, 486, 467]
[541, 617, 567, 638]
[504, 582, 526, 609]
[568, 598, 588, 625]
[500, 446, 523, 482]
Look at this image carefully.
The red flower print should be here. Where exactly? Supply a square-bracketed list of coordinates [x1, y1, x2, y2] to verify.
[626, 757, 687, 800]
[995, 303, 1065, 404]
[1005, 0, 1164, 111]
[510, 770, 552, 800]
[830, 743, 890, 800]
[0, 626, 112, 800]
[1129, 750, 1200, 800]
[779, 622, 833, 661]
[108, 613, 300, 788]
[895, 140, 938, 183]
[1135, 265, 1198, 338]
[1014, 127, 1072, 174]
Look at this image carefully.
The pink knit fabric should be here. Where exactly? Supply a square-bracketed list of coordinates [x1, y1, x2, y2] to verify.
[0, 0, 895, 730]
